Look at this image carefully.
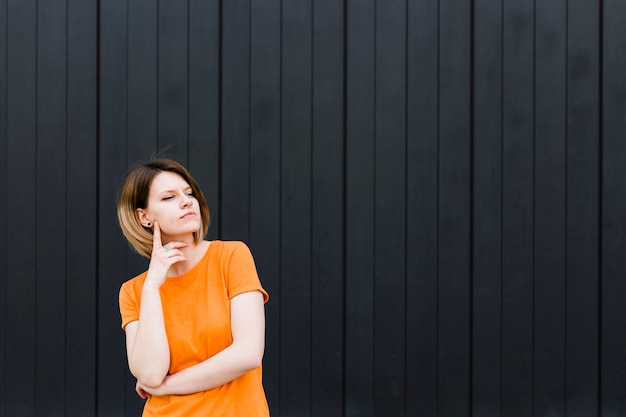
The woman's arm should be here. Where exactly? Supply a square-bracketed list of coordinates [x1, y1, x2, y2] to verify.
[125, 286, 170, 388]
[126, 221, 188, 388]
[139, 290, 266, 396]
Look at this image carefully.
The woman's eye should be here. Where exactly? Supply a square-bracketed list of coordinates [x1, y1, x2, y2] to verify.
[162, 196, 173, 200]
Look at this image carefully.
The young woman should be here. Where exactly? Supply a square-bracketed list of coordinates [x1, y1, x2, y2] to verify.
[117, 159, 270, 416]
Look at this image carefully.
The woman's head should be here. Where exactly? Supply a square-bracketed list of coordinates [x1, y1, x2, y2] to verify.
[117, 159, 210, 257]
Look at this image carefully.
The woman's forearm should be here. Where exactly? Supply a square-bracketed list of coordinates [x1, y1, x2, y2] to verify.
[150, 342, 263, 396]
[128, 286, 171, 387]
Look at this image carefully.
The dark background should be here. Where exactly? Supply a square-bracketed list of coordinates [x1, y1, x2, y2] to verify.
[1, 0, 625, 416]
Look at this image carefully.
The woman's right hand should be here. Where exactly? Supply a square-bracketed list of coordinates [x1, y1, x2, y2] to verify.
[144, 221, 188, 290]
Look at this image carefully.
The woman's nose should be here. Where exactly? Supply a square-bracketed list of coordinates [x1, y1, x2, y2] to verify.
[181, 195, 192, 207]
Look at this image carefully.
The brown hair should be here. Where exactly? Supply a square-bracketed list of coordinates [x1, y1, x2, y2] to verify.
[117, 159, 210, 258]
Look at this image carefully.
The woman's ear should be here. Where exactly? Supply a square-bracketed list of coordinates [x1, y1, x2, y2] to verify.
[137, 208, 151, 227]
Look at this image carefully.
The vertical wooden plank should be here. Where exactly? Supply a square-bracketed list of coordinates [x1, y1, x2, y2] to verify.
[406, 0, 438, 415]
[0, 0, 7, 414]
[98, 0, 129, 415]
[281, 0, 312, 414]
[35, 0, 67, 414]
[601, 0, 626, 413]
[188, 0, 220, 238]
[438, 0, 472, 415]
[311, 0, 344, 415]
[5, 0, 37, 415]
[345, 0, 375, 415]
[534, 1, 567, 416]
[157, 0, 188, 161]
[128, 0, 157, 161]
[65, 0, 97, 415]
[221, 0, 250, 241]
[373, 0, 406, 415]
[472, 0, 503, 415]
[566, 2, 600, 416]
[501, 0, 534, 415]
[250, 0, 281, 412]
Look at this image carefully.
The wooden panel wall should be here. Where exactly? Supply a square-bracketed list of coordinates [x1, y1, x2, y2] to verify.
[1, 0, 98, 416]
[601, 1, 626, 416]
[1, 0, 625, 416]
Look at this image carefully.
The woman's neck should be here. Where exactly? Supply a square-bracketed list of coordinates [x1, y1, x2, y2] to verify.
[166, 239, 210, 277]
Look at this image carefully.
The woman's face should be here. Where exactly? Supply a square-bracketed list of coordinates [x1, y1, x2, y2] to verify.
[137, 171, 202, 243]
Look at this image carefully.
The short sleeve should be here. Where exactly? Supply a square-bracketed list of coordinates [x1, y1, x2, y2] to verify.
[119, 281, 141, 329]
[225, 242, 269, 303]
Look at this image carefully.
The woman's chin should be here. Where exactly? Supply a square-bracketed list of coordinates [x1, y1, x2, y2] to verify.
[160, 226, 200, 240]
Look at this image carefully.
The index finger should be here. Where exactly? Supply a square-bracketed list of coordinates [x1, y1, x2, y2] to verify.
[152, 220, 162, 249]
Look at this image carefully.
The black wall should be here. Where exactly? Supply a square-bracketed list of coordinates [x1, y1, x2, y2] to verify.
[1, 0, 625, 416]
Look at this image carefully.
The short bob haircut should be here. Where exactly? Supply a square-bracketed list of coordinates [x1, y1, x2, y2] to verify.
[117, 159, 210, 258]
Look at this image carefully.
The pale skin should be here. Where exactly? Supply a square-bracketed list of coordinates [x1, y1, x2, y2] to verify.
[125, 171, 266, 399]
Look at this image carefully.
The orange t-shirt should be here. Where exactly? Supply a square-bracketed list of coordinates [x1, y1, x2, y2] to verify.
[119, 240, 270, 417]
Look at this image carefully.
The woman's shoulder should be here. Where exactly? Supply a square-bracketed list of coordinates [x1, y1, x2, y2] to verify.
[121, 270, 147, 286]
[208, 239, 249, 251]
[207, 240, 253, 262]
[119, 270, 148, 301]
